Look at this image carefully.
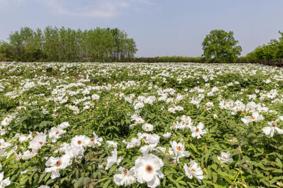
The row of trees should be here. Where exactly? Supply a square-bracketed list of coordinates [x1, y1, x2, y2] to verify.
[0, 27, 282, 63]
[0, 27, 137, 62]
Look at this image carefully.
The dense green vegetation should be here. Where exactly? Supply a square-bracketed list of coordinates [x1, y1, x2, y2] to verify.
[245, 32, 283, 62]
[202, 30, 242, 63]
[1, 27, 283, 65]
[0, 27, 137, 62]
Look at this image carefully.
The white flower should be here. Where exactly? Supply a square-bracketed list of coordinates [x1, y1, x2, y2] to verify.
[262, 121, 283, 137]
[0, 128, 6, 136]
[106, 141, 118, 148]
[0, 139, 11, 151]
[205, 102, 214, 110]
[45, 155, 71, 179]
[142, 123, 154, 132]
[135, 154, 164, 188]
[217, 152, 233, 164]
[184, 161, 203, 181]
[0, 114, 16, 127]
[49, 127, 65, 143]
[162, 132, 171, 139]
[106, 148, 123, 170]
[191, 123, 206, 139]
[138, 133, 160, 146]
[241, 112, 264, 125]
[71, 135, 90, 148]
[140, 145, 157, 155]
[134, 102, 144, 110]
[18, 150, 37, 160]
[0, 172, 11, 188]
[91, 94, 100, 100]
[28, 133, 47, 151]
[113, 167, 136, 186]
[126, 138, 141, 149]
[131, 114, 145, 124]
[168, 106, 184, 113]
[172, 115, 193, 130]
[58, 122, 70, 129]
[58, 143, 84, 159]
[89, 132, 103, 147]
[38, 185, 50, 188]
[170, 141, 189, 162]
[16, 133, 32, 143]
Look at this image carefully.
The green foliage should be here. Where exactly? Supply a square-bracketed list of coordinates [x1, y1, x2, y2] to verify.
[93, 95, 132, 139]
[11, 107, 54, 134]
[0, 95, 18, 111]
[245, 32, 283, 64]
[0, 27, 137, 62]
[202, 29, 242, 63]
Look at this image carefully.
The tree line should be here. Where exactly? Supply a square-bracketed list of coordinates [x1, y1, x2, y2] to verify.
[0, 27, 283, 65]
[0, 27, 137, 62]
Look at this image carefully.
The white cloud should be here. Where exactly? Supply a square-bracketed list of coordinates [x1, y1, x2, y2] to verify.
[43, 0, 153, 18]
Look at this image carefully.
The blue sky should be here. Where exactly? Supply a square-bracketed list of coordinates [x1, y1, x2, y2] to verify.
[0, 0, 283, 57]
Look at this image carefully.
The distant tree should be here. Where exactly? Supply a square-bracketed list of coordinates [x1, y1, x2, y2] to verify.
[246, 32, 283, 62]
[202, 29, 242, 63]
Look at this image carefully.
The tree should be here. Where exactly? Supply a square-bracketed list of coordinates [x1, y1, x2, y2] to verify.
[202, 29, 242, 63]
[245, 31, 283, 62]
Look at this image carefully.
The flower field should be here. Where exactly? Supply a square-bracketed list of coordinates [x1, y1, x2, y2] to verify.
[0, 62, 283, 188]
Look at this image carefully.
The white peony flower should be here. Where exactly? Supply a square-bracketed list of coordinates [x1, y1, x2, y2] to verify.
[106, 147, 123, 170]
[135, 154, 164, 188]
[45, 155, 71, 179]
[0, 114, 16, 127]
[58, 143, 84, 159]
[184, 161, 204, 181]
[142, 123, 154, 132]
[113, 167, 136, 186]
[91, 94, 100, 100]
[18, 150, 37, 160]
[217, 152, 233, 164]
[49, 127, 65, 143]
[89, 132, 103, 147]
[131, 114, 145, 124]
[0, 139, 11, 152]
[168, 105, 184, 114]
[191, 123, 206, 139]
[140, 145, 157, 155]
[162, 132, 171, 139]
[71, 135, 90, 148]
[16, 133, 32, 143]
[138, 133, 160, 146]
[134, 102, 144, 110]
[172, 115, 193, 130]
[106, 141, 118, 148]
[126, 138, 141, 149]
[58, 122, 70, 129]
[170, 141, 189, 162]
[28, 133, 47, 152]
[0, 172, 11, 188]
[241, 112, 264, 125]
[38, 185, 50, 188]
[262, 121, 283, 137]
